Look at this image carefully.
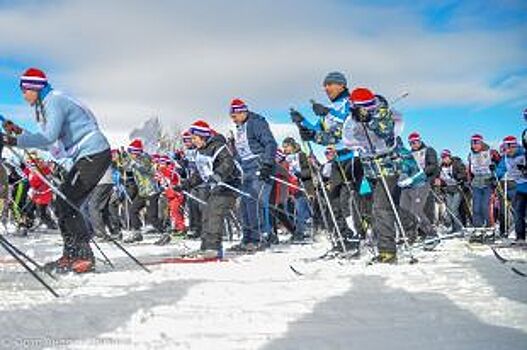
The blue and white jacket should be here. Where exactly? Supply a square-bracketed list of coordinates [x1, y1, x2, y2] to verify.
[233, 111, 277, 168]
[17, 85, 110, 163]
[496, 147, 527, 194]
[302, 89, 353, 162]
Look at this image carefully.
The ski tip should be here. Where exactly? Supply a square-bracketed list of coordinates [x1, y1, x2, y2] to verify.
[289, 264, 304, 276]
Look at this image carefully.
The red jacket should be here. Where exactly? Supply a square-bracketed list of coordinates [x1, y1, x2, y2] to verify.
[25, 163, 53, 205]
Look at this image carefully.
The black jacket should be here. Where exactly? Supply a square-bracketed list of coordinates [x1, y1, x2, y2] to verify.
[414, 143, 440, 181]
[440, 156, 467, 192]
[295, 151, 315, 196]
[188, 134, 241, 194]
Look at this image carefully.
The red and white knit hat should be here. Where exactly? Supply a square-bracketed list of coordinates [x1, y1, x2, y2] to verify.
[275, 148, 286, 162]
[503, 135, 517, 146]
[350, 88, 376, 110]
[159, 155, 171, 164]
[128, 139, 144, 154]
[471, 134, 484, 142]
[181, 130, 192, 143]
[20, 68, 48, 91]
[230, 98, 248, 114]
[441, 149, 452, 158]
[189, 120, 213, 138]
[408, 132, 421, 143]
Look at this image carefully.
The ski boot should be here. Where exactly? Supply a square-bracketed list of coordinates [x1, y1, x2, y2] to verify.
[423, 233, 440, 251]
[71, 243, 95, 274]
[171, 229, 187, 239]
[42, 255, 74, 274]
[374, 251, 397, 264]
[124, 231, 143, 243]
[186, 230, 201, 240]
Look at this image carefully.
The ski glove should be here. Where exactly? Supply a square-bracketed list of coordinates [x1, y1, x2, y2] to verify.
[2, 120, 23, 136]
[314, 131, 338, 146]
[290, 110, 305, 124]
[517, 164, 527, 176]
[352, 107, 372, 123]
[312, 102, 330, 117]
[259, 163, 273, 182]
[0, 133, 17, 146]
[299, 126, 315, 142]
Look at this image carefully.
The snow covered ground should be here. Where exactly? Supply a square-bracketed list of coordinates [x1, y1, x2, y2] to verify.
[0, 231, 526, 350]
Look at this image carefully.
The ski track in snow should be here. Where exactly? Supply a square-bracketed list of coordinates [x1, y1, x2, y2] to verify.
[0, 233, 526, 350]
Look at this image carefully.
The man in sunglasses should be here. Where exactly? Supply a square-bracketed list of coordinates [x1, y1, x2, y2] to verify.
[496, 136, 526, 243]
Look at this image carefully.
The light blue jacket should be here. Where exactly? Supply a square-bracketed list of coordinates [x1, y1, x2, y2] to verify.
[496, 147, 527, 193]
[17, 85, 110, 162]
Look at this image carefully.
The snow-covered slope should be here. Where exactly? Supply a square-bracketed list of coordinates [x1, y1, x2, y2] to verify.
[0, 233, 525, 350]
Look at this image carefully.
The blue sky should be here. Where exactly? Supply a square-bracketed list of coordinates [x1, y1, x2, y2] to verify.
[0, 0, 525, 159]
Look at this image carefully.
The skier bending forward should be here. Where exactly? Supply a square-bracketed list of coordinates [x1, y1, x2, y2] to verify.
[1, 68, 111, 273]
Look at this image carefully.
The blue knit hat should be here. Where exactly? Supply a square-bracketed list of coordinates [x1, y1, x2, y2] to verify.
[323, 71, 347, 86]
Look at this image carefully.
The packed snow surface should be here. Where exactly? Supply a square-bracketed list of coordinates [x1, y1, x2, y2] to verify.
[0, 231, 526, 350]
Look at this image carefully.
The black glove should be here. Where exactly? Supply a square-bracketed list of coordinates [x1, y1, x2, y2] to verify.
[352, 107, 372, 123]
[259, 163, 273, 181]
[489, 163, 496, 172]
[314, 131, 338, 146]
[312, 102, 330, 117]
[2, 120, 23, 135]
[518, 163, 527, 176]
[0, 133, 17, 146]
[298, 126, 315, 141]
[290, 110, 304, 124]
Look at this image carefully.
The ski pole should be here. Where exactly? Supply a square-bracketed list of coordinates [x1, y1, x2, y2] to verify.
[428, 188, 466, 232]
[290, 109, 343, 250]
[0, 234, 59, 297]
[16, 151, 115, 269]
[359, 121, 416, 263]
[216, 181, 295, 219]
[389, 91, 409, 106]
[182, 190, 208, 206]
[0, 231, 57, 280]
[267, 174, 307, 193]
[7, 146, 150, 273]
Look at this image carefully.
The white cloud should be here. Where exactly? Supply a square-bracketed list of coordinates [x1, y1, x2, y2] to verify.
[0, 0, 525, 139]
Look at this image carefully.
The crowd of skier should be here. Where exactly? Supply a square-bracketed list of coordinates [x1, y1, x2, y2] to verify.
[0, 67, 525, 274]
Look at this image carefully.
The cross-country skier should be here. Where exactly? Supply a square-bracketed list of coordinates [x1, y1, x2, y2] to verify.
[177, 120, 240, 258]
[407, 132, 439, 225]
[435, 150, 467, 233]
[282, 137, 313, 242]
[343, 87, 414, 263]
[0, 68, 111, 273]
[291, 72, 364, 253]
[123, 139, 164, 243]
[229, 98, 277, 251]
[496, 136, 526, 243]
[467, 134, 500, 233]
